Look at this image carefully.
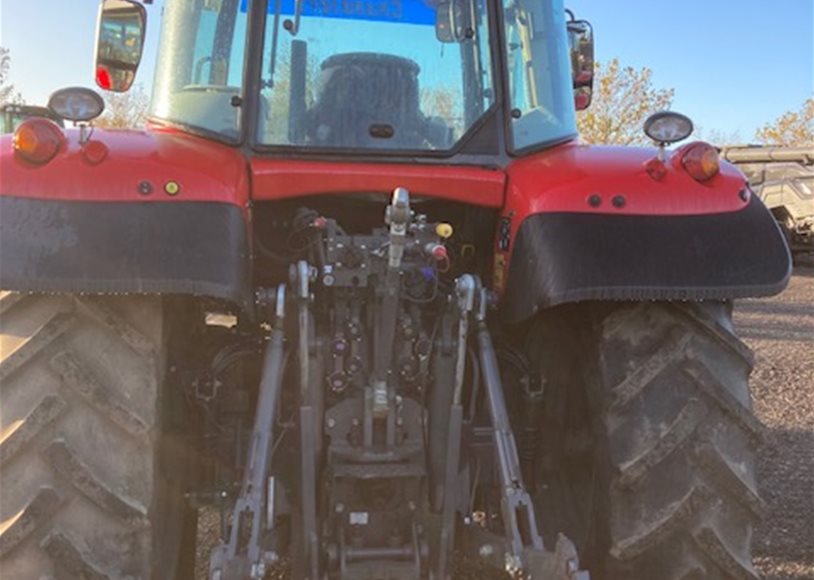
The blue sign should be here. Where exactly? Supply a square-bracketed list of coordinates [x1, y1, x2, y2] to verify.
[241, 0, 437, 25]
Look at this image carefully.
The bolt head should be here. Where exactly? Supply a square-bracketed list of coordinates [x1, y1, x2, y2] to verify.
[249, 562, 266, 578]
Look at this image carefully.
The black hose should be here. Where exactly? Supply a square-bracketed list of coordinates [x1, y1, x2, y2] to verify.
[467, 345, 481, 421]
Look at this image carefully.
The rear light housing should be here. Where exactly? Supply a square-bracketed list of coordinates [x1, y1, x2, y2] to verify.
[13, 118, 65, 165]
[679, 142, 720, 182]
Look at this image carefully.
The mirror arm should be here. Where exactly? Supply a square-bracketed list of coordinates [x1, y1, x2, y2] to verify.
[284, 0, 303, 36]
[450, 0, 459, 40]
[266, 0, 283, 86]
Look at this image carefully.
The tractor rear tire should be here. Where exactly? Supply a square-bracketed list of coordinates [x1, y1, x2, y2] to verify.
[530, 302, 762, 580]
[0, 293, 184, 579]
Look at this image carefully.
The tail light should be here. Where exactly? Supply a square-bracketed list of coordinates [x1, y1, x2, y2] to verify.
[13, 118, 65, 165]
[681, 142, 720, 182]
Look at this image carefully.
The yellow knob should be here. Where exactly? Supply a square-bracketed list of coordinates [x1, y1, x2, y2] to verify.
[436, 223, 453, 239]
[164, 181, 181, 196]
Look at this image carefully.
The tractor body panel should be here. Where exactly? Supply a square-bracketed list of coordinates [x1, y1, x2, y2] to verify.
[1, 127, 792, 314]
[250, 159, 506, 206]
[501, 195, 790, 323]
[0, 128, 252, 309]
[0, 127, 249, 205]
[497, 142, 791, 321]
[504, 141, 752, 217]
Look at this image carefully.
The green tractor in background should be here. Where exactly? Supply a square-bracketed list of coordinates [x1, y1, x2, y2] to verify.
[0, 104, 64, 134]
[722, 146, 814, 261]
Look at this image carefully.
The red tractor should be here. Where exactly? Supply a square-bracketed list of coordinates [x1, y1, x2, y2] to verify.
[0, 1, 791, 579]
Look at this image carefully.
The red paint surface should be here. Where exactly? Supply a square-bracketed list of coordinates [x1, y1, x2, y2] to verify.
[250, 159, 507, 207]
[2, 127, 747, 219]
[490, 141, 751, 292]
[3, 124, 754, 297]
[0, 126, 250, 207]
[504, 141, 748, 219]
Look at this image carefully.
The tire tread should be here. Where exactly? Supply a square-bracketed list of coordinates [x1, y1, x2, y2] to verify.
[0, 294, 164, 579]
[600, 303, 761, 580]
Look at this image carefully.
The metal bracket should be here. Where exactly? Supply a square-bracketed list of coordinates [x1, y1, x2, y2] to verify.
[470, 288, 590, 579]
[386, 186, 411, 270]
[460, 525, 590, 580]
[209, 284, 288, 580]
[437, 274, 478, 579]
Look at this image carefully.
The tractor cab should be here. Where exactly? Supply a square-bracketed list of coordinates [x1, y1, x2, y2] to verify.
[98, 0, 593, 158]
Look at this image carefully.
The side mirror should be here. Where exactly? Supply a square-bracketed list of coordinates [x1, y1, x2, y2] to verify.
[567, 19, 594, 111]
[436, 0, 472, 43]
[94, 0, 147, 93]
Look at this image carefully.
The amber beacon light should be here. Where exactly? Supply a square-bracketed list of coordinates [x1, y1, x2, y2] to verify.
[13, 118, 65, 165]
[681, 142, 721, 182]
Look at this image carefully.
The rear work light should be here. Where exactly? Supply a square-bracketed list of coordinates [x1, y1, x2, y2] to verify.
[681, 142, 720, 182]
[13, 118, 65, 165]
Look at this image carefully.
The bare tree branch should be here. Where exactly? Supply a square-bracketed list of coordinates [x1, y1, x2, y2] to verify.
[577, 58, 674, 146]
[96, 85, 150, 129]
[0, 46, 24, 106]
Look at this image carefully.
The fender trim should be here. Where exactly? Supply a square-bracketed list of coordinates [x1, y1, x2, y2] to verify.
[501, 196, 792, 324]
[0, 197, 252, 310]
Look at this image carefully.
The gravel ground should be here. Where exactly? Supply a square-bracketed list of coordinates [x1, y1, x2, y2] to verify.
[196, 266, 814, 579]
[735, 264, 814, 580]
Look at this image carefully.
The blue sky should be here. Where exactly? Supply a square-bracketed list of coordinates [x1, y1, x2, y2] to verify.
[1, 0, 812, 141]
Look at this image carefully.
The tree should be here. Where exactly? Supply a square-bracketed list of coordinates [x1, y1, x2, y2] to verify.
[694, 127, 744, 147]
[96, 84, 150, 128]
[0, 46, 24, 105]
[577, 58, 674, 146]
[420, 86, 461, 133]
[263, 50, 320, 141]
[755, 97, 814, 146]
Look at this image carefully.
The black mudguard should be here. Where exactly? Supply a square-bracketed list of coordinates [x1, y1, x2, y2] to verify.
[0, 197, 252, 311]
[501, 196, 792, 324]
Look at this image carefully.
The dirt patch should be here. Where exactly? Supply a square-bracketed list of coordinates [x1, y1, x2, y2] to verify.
[735, 266, 814, 579]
